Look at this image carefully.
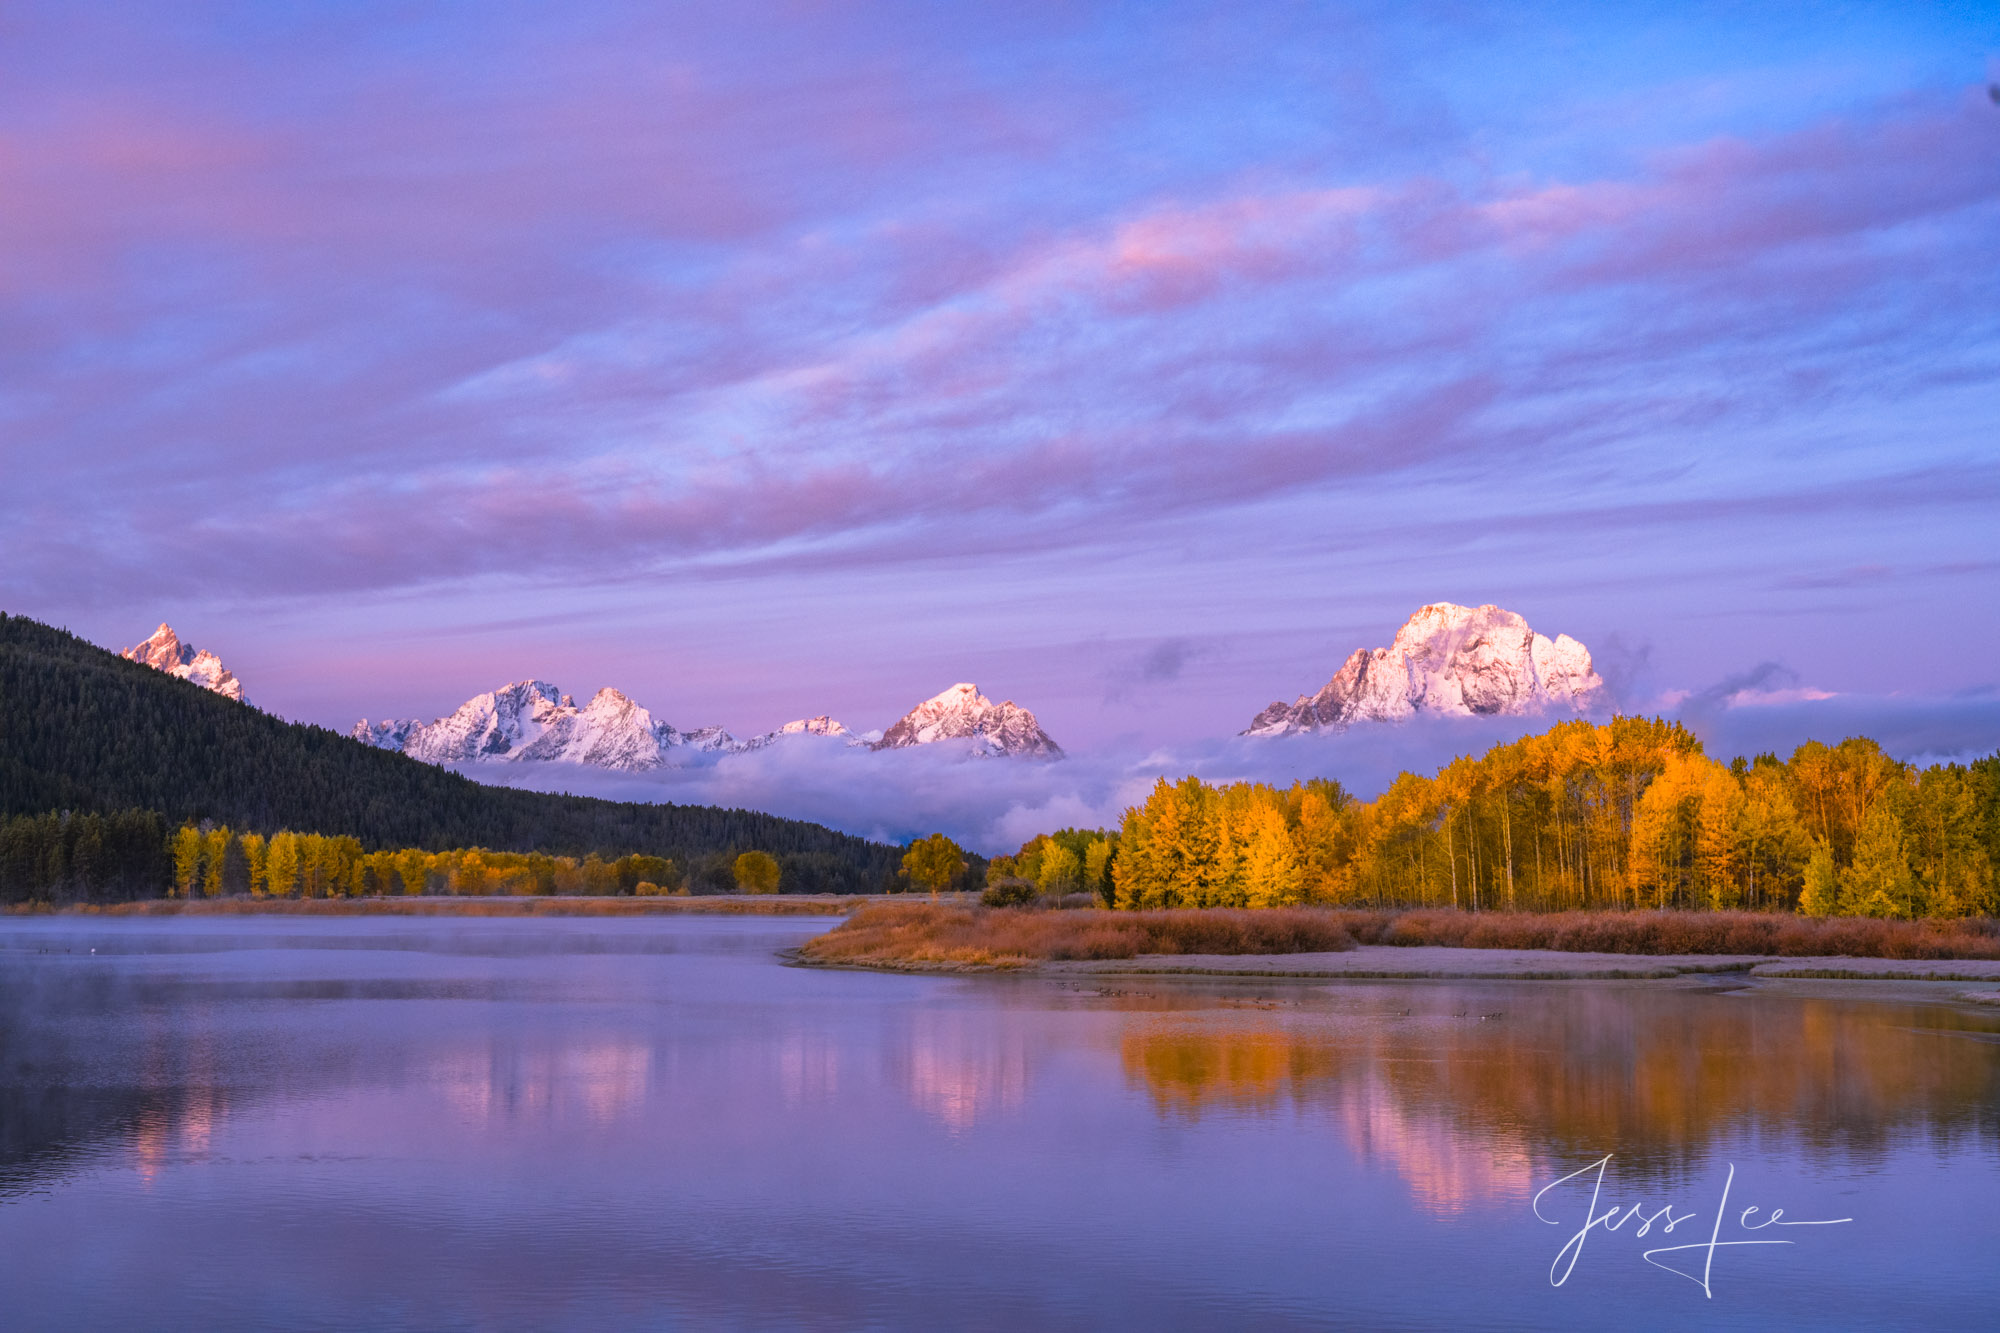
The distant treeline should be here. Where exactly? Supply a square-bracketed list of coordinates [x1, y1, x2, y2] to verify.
[0, 809, 172, 903]
[0, 813, 913, 904]
[161, 826, 690, 899]
[0, 613, 901, 888]
[1105, 719, 2000, 919]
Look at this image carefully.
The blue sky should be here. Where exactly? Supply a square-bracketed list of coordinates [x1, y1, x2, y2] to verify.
[3, 1, 1997, 756]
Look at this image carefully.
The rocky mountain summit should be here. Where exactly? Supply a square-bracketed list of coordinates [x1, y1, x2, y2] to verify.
[351, 680, 1054, 771]
[1245, 603, 1602, 736]
[120, 623, 246, 703]
[776, 715, 850, 738]
[872, 683, 1063, 758]
[353, 681, 736, 771]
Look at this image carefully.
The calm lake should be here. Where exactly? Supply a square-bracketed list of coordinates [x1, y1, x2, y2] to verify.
[2, 914, 1996, 1330]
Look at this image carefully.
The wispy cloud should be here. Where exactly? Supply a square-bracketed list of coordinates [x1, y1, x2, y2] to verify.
[3, 3, 1996, 741]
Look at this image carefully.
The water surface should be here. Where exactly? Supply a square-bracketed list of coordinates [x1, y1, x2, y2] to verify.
[3, 915, 1996, 1330]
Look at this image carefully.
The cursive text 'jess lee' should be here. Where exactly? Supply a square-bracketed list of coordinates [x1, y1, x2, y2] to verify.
[1532, 1154, 1852, 1297]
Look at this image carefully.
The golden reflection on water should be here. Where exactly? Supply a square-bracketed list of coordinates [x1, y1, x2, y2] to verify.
[1119, 991, 2000, 1213]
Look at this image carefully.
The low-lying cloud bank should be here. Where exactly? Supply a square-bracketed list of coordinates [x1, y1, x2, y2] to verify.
[462, 694, 2000, 855]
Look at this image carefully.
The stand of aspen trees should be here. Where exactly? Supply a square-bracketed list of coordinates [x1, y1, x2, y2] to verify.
[1095, 719, 1994, 919]
[166, 828, 680, 899]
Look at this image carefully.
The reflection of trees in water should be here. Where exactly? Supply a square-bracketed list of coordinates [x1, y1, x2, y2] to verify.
[898, 1011, 1027, 1133]
[1120, 991, 2000, 1212]
[432, 1039, 653, 1126]
[0, 976, 240, 1197]
[1, 951, 678, 1196]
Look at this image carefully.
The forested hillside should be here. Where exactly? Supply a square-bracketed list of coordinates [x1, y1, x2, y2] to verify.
[0, 614, 900, 892]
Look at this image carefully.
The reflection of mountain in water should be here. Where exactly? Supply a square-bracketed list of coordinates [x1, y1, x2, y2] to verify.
[1119, 989, 2000, 1213]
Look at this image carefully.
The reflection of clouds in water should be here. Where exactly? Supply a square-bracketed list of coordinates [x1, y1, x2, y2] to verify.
[433, 1040, 653, 1126]
[903, 1014, 1026, 1134]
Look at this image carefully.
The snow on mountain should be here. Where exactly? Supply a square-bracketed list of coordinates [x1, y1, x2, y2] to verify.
[353, 680, 723, 771]
[732, 715, 866, 751]
[354, 679, 1057, 773]
[779, 715, 850, 737]
[1244, 603, 1603, 736]
[872, 683, 1063, 758]
[679, 724, 744, 753]
[120, 623, 246, 703]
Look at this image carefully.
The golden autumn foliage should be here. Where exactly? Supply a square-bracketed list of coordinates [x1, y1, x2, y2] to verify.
[1101, 720, 1997, 920]
[161, 826, 690, 900]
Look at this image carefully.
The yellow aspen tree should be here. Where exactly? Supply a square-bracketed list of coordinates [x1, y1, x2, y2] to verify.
[201, 827, 231, 898]
[1114, 797, 1162, 910]
[1839, 803, 1915, 918]
[239, 832, 267, 897]
[1036, 842, 1081, 897]
[264, 831, 301, 899]
[1695, 764, 1746, 910]
[1242, 804, 1305, 908]
[170, 825, 203, 899]
[1798, 841, 1838, 916]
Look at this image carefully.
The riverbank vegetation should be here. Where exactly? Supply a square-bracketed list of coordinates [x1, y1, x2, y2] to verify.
[1, 809, 984, 906]
[0, 813, 927, 905]
[1077, 721, 1997, 920]
[1327, 906, 2000, 958]
[15, 894, 870, 917]
[799, 902, 2000, 969]
[798, 902, 1358, 969]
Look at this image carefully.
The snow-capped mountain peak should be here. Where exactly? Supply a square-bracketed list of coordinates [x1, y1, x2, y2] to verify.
[779, 715, 849, 737]
[1244, 603, 1602, 736]
[353, 679, 718, 770]
[120, 623, 246, 703]
[873, 683, 1062, 757]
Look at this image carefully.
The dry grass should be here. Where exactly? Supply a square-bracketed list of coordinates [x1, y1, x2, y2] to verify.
[797, 904, 2000, 970]
[66, 894, 869, 918]
[797, 903, 1357, 969]
[1327, 908, 2000, 960]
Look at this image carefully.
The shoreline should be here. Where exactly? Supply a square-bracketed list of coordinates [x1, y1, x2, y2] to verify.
[786, 943, 2000, 1007]
[5, 894, 892, 917]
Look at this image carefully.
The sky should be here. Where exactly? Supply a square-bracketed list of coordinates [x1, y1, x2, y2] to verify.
[5, 1, 2000, 811]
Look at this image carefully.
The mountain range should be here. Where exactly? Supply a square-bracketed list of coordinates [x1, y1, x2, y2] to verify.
[1245, 602, 1602, 735]
[112, 603, 1595, 776]
[352, 680, 1060, 770]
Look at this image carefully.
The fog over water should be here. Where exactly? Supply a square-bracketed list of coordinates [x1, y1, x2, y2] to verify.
[4, 915, 1996, 1330]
